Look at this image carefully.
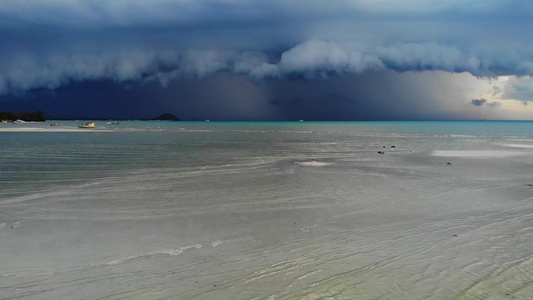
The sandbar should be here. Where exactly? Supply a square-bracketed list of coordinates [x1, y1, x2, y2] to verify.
[432, 149, 529, 158]
[0, 127, 108, 132]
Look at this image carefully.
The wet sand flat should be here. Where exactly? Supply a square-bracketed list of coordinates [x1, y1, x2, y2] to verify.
[1, 122, 532, 299]
[432, 149, 529, 158]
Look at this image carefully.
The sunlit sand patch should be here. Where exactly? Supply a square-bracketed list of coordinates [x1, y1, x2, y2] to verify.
[501, 143, 533, 149]
[294, 161, 333, 167]
[0, 127, 45, 131]
[432, 150, 529, 158]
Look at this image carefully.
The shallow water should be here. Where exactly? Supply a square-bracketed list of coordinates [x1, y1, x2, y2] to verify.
[1, 121, 532, 299]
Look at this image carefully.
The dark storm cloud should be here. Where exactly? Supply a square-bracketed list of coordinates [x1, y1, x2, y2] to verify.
[1, 0, 533, 96]
[0, 69, 510, 120]
[471, 99, 487, 106]
[470, 98, 501, 108]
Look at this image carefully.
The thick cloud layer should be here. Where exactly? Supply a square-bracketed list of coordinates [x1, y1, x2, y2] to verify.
[3, 39, 533, 96]
[1, 1, 533, 119]
[2, 0, 533, 95]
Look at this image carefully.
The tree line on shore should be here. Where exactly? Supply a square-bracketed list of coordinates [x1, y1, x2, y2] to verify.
[0, 110, 45, 122]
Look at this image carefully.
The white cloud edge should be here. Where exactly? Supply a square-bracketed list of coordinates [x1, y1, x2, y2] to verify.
[2, 39, 533, 100]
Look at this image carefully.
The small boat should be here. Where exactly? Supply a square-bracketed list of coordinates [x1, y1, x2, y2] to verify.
[106, 121, 120, 125]
[50, 123, 59, 126]
[78, 122, 95, 128]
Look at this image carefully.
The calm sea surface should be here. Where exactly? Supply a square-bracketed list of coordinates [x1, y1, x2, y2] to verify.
[1, 121, 532, 192]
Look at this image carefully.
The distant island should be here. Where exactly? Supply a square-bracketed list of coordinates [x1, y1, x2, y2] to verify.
[151, 113, 181, 121]
[0, 110, 45, 122]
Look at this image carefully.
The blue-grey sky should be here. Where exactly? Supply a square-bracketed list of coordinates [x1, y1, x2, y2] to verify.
[1, 0, 533, 120]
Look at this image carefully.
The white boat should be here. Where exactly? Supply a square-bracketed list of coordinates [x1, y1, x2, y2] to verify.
[78, 122, 95, 128]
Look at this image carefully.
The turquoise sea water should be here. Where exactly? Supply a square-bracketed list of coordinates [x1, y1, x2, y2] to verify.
[1, 121, 532, 299]
[1, 120, 531, 185]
